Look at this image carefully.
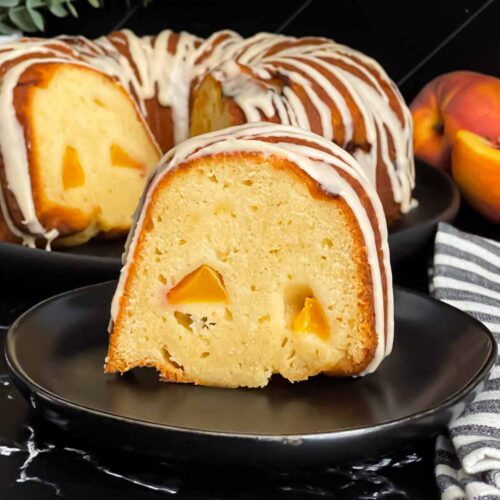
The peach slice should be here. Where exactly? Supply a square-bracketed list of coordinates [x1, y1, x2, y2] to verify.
[62, 145, 85, 190]
[110, 144, 146, 173]
[167, 265, 228, 304]
[452, 129, 500, 223]
[292, 297, 330, 340]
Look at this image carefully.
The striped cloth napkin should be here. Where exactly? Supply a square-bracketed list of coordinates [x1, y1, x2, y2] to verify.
[432, 223, 500, 499]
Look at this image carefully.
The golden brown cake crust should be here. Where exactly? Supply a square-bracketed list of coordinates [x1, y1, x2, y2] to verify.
[190, 34, 414, 222]
[191, 70, 405, 223]
[106, 132, 389, 383]
[0, 59, 160, 243]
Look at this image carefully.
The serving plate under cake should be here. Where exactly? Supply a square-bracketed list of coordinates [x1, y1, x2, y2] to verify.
[0, 161, 459, 295]
[5, 280, 493, 466]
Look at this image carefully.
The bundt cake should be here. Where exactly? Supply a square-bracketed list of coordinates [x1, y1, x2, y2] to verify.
[0, 29, 413, 247]
[105, 123, 393, 388]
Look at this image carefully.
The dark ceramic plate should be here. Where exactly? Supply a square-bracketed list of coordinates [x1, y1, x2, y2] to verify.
[390, 160, 460, 267]
[0, 161, 458, 292]
[5, 281, 494, 466]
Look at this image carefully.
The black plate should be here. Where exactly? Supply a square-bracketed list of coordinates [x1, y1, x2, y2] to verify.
[390, 160, 460, 267]
[5, 281, 494, 467]
[0, 161, 458, 292]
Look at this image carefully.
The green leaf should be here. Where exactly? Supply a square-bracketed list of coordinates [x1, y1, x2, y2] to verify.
[48, 0, 68, 17]
[64, 0, 78, 17]
[26, 0, 44, 31]
[9, 6, 37, 32]
[0, 0, 151, 34]
[0, 1, 20, 7]
[25, 0, 47, 6]
[0, 19, 19, 34]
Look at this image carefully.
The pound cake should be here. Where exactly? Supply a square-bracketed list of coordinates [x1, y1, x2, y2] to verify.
[105, 123, 393, 388]
[0, 29, 413, 247]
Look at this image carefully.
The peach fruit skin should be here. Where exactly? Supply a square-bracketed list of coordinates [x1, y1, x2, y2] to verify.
[411, 71, 500, 171]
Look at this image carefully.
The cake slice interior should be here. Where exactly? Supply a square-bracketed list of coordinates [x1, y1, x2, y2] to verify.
[107, 154, 377, 388]
[15, 62, 161, 244]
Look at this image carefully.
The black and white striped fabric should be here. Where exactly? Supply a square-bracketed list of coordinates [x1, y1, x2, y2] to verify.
[432, 223, 500, 499]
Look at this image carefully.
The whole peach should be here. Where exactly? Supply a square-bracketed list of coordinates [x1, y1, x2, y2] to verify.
[411, 71, 500, 171]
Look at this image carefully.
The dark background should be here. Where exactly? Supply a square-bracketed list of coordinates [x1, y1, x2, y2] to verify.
[42, 0, 499, 102]
[1, 1, 498, 499]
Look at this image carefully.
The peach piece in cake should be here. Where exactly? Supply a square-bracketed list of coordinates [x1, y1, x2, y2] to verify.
[167, 265, 228, 305]
[292, 297, 330, 340]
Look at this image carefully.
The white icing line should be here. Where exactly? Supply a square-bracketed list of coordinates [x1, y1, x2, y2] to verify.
[208, 34, 414, 212]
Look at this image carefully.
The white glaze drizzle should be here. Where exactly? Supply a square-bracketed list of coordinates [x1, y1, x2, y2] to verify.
[0, 30, 243, 245]
[0, 29, 412, 251]
[111, 123, 393, 374]
[0, 40, 86, 246]
[211, 33, 414, 213]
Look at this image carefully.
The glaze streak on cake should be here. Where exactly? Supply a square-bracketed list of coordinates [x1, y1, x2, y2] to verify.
[191, 33, 415, 222]
[0, 30, 413, 247]
[106, 123, 393, 388]
[0, 37, 161, 247]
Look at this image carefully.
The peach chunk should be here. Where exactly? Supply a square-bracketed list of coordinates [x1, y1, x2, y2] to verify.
[292, 297, 330, 340]
[62, 145, 85, 190]
[111, 144, 146, 173]
[167, 265, 228, 304]
[452, 130, 500, 223]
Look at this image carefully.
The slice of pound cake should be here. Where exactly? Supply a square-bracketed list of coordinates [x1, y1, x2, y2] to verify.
[106, 123, 393, 388]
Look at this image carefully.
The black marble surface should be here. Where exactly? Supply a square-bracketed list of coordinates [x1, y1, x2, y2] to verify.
[1, 0, 498, 497]
[0, 324, 439, 500]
